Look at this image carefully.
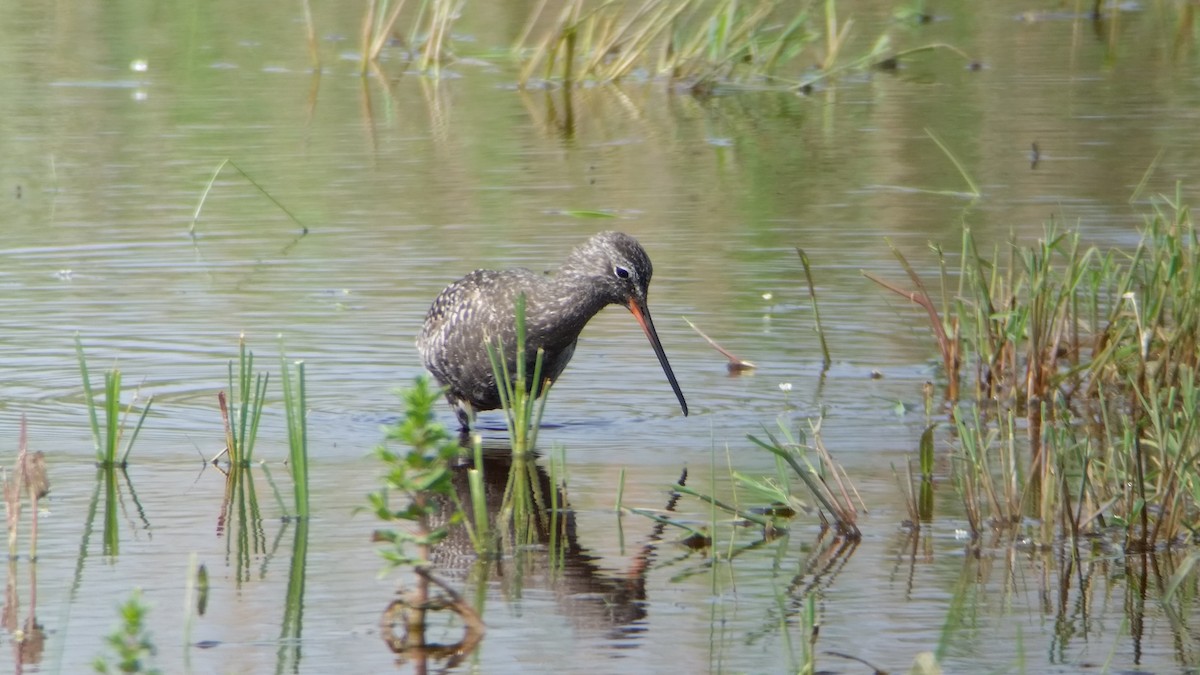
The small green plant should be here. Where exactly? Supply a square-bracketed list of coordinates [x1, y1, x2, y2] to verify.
[93, 589, 160, 675]
[479, 295, 559, 554]
[369, 375, 465, 570]
[76, 335, 152, 468]
[465, 436, 490, 553]
[368, 376, 482, 651]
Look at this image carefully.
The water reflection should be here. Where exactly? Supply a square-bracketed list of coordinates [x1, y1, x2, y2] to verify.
[208, 461, 311, 673]
[277, 519, 309, 673]
[78, 467, 150, 559]
[423, 440, 869, 666]
[883, 517, 1200, 672]
[429, 446, 656, 647]
[2, 561, 44, 672]
[380, 565, 484, 671]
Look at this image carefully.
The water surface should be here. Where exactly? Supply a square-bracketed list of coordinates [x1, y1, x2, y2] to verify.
[1, 1, 1198, 672]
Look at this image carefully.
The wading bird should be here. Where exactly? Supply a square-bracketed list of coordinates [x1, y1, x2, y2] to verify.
[417, 231, 688, 429]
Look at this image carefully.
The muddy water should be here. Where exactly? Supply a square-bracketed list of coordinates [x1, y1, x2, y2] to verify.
[1, 1, 1199, 673]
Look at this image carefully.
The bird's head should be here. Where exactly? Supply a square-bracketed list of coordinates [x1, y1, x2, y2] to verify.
[563, 230, 654, 309]
[561, 231, 687, 417]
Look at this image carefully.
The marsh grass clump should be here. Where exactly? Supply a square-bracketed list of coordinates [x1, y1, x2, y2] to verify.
[360, 0, 463, 74]
[209, 337, 305, 524]
[484, 294, 549, 457]
[517, 0, 972, 89]
[874, 191, 1200, 551]
[368, 361, 556, 655]
[75, 335, 152, 468]
[748, 416, 863, 539]
[519, 0, 813, 87]
[279, 348, 310, 520]
[220, 336, 268, 468]
[478, 294, 563, 558]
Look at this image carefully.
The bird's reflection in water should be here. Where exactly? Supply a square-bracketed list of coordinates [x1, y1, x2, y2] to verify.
[428, 439, 680, 640]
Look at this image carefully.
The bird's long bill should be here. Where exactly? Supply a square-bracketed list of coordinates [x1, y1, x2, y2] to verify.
[627, 298, 689, 417]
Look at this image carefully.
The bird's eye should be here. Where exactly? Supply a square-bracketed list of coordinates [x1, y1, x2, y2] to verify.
[614, 265, 630, 279]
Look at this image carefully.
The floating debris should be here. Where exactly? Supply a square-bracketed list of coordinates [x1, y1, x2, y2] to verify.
[683, 317, 757, 373]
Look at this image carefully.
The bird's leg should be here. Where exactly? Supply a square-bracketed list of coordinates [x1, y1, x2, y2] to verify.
[451, 397, 475, 431]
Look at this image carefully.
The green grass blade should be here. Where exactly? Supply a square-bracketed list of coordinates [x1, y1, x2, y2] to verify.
[191, 158, 308, 235]
[75, 334, 102, 458]
[104, 369, 120, 466]
[118, 395, 154, 466]
[190, 159, 230, 235]
[925, 127, 980, 197]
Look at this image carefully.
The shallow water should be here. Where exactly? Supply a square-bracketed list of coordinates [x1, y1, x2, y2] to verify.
[1, 1, 1199, 673]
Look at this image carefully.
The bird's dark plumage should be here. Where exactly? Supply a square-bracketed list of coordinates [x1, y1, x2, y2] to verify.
[416, 231, 688, 429]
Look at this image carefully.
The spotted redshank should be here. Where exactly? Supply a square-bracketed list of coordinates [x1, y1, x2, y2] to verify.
[417, 231, 688, 429]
